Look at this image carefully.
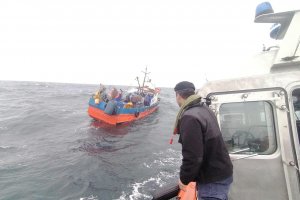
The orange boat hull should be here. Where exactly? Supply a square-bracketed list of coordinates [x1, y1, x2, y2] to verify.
[88, 105, 158, 125]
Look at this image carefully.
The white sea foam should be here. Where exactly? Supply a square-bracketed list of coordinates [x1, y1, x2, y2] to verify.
[79, 195, 98, 200]
[129, 178, 155, 200]
[0, 145, 12, 149]
[143, 163, 151, 168]
[145, 148, 181, 168]
[116, 192, 125, 200]
[116, 164, 178, 200]
[117, 149, 181, 199]
[0, 126, 8, 130]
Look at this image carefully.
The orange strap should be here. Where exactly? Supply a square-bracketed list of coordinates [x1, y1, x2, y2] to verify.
[177, 182, 197, 200]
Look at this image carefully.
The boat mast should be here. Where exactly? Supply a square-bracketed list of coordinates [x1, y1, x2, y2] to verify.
[141, 66, 150, 94]
[135, 76, 141, 93]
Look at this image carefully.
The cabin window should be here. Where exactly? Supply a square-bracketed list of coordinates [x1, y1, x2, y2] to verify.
[292, 89, 300, 143]
[219, 101, 276, 155]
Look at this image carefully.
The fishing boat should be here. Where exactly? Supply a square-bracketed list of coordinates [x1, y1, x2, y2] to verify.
[88, 67, 160, 125]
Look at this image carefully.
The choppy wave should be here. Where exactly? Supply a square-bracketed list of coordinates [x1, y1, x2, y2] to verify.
[0, 81, 178, 200]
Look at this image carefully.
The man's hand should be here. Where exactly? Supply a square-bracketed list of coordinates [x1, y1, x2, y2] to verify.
[178, 179, 187, 191]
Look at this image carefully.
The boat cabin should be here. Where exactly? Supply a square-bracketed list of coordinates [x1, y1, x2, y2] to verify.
[198, 5, 300, 200]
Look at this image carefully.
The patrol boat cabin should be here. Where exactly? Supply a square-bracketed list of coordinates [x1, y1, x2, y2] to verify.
[197, 4, 300, 200]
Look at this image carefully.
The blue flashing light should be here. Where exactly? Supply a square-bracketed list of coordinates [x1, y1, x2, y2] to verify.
[255, 2, 274, 18]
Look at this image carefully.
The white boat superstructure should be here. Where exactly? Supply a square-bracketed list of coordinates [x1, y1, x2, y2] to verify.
[198, 4, 300, 200]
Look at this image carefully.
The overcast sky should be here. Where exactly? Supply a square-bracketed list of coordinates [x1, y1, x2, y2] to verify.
[1, 0, 299, 88]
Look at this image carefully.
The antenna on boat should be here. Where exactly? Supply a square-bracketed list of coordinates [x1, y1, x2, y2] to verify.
[141, 66, 151, 94]
[135, 76, 141, 93]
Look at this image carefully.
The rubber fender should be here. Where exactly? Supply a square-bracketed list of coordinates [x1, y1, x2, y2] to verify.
[152, 183, 179, 200]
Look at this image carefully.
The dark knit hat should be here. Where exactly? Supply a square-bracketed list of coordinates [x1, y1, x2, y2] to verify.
[174, 81, 195, 92]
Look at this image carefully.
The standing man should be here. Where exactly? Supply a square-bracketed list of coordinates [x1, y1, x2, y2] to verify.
[173, 81, 233, 200]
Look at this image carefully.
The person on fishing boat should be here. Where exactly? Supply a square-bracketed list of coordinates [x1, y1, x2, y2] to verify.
[173, 81, 233, 200]
[93, 83, 107, 103]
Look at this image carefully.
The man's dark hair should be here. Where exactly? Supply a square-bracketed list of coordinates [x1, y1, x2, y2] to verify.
[176, 89, 195, 99]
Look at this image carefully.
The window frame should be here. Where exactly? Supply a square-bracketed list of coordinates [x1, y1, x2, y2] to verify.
[206, 87, 289, 158]
[219, 100, 277, 155]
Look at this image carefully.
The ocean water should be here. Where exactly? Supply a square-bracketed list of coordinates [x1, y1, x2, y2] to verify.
[0, 81, 182, 200]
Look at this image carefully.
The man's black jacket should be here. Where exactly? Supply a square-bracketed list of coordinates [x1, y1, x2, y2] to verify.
[178, 103, 233, 185]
